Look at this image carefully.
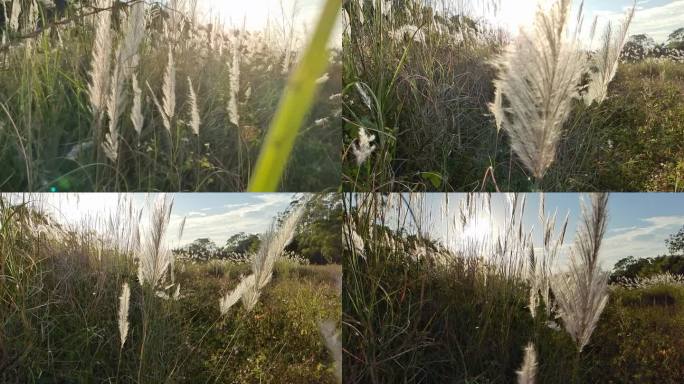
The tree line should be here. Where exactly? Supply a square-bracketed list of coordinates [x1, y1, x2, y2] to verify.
[173, 194, 343, 265]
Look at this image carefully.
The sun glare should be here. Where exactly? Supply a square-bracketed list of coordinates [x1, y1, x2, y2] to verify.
[197, 0, 323, 31]
[462, 213, 495, 245]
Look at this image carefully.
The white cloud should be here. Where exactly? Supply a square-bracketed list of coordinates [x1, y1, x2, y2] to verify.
[590, 0, 684, 43]
[600, 215, 684, 268]
[169, 194, 295, 247]
[6, 193, 294, 251]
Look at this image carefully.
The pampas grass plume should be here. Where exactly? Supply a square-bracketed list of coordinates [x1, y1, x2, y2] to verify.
[118, 282, 131, 349]
[187, 77, 200, 135]
[516, 342, 537, 384]
[490, 0, 586, 179]
[88, 0, 112, 117]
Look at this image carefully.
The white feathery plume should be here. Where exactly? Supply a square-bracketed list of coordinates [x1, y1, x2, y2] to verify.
[103, 58, 124, 162]
[87, 0, 113, 118]
[120, 2, 145, 79]
[161, 49, 176, 133]
[118, 282, 131, 349]
[516, 342, 537, 384]
[489, 87, 504, 132]
[187, 77, 200, 135]
[219, 274, 255, 314]
[352, 127, 376, 166]
[131, 74, 144, 139]
[25, 0, 37, 34]
[228, 41, 240, 127]
[137, 194, 174, 288]
[9, 0, 20, 32]
[551, 193, 610, 352]
[219, 198, 308, 314]
[584, 6, 635, 105]
[490, 0, 586, 179]
[252, 199, 307, 291]
[102, 0, 144, 163]
[319, 321, 342, 383]
[2, 2, 9, 33]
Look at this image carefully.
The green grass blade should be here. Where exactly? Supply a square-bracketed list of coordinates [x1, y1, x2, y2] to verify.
[248, 0, 341, 192]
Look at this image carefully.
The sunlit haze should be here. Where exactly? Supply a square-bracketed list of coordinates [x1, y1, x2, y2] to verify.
[9, 193, 297, 248]
[477, 0, 684, 48]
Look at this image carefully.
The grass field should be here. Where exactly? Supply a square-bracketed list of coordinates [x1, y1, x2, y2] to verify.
[0, 0, 341, 192]
[0, 194, 342, 383]
[342, 0, 684, 192]
[343, 193, 684, 383]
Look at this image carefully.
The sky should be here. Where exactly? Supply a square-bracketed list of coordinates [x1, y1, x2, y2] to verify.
[194, 0, 341, 47]
[196, 0, 328, 31]
[390, 193, 684, 270]
[481, 0, 683, 46]
[13, 193, 297, 248]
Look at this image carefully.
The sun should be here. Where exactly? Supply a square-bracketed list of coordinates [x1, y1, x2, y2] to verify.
[462, 213, 494, 245]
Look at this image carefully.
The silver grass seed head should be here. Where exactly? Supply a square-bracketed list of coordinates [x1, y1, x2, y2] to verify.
[187, 77, 201, 135]
[118, 282, 131, 349]
[516, 342, 537, 384]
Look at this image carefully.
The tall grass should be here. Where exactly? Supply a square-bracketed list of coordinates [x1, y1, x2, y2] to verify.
[0, 0, 340, 191]
[342, 0, 682, 192]
[0, 193, 341, 383]
[343, 192, 618, 383]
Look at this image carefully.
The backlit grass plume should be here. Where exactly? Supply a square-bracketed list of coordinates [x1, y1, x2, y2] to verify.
[490, 0, 586, 180]
[87, 0, 112, 121]
[137, 194, 174, 288]
[219, 197, 308, 313]
[584, 5, 635, 105]
[516, 342, 538, 384]
[552, 193, 610, 352]
[118, 282, 131, 349]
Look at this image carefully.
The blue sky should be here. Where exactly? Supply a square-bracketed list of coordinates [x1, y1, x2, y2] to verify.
[484, 0, 684, 45]
[400, 193, 684, 270]
[21, 193, 297, 247]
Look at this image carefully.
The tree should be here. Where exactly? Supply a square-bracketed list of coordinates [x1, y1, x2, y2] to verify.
[667, 27, 684, 50]
[224, 232, 261, 254]
[666, 225, 684, 255]
[622, 34, 656, 60]
[184, 238, 218, 260]
[282, 194, 343, 264]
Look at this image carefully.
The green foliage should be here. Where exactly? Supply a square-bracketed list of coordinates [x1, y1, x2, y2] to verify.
[611, 255, 684, 282]
[225, 232, 262, 254]
[666, 225, 684, 255]
[589, 285, 684, 383]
